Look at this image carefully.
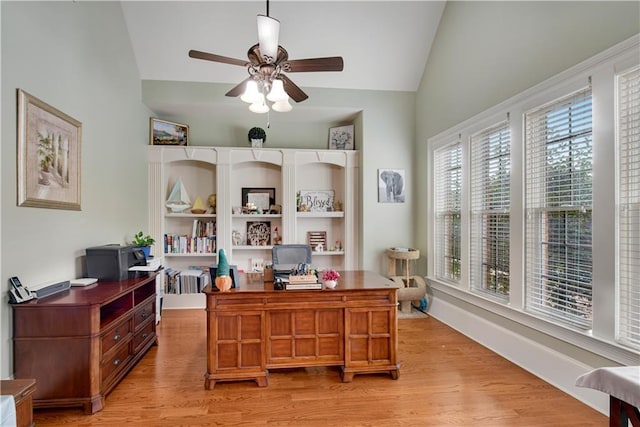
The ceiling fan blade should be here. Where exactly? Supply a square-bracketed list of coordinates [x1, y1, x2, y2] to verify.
[282, 57, 344, 73]
[189, 50, 248, 67]
[225, 77, 252, 97]
[280, 74, 308, 103]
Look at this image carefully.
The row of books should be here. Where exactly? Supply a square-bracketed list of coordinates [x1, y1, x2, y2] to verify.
[164, 234, 216, 254]
[164, 266, 210, 294]
[192, 220, 216, 238]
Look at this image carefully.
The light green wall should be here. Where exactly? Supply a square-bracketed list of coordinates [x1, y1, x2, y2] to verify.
[0, 1, 151, 378]
[414, 1, 639, 362]
[416, 1, 640, 274]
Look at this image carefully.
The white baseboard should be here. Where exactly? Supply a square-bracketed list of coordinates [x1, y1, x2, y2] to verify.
[428, 297, 610, 416]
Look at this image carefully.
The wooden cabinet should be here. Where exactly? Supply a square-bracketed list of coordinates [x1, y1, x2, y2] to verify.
[12, 274, 158, 414]
[148, 146, 359, 309]
[0, 379, 36, 427]
[203, 271, 399, 389]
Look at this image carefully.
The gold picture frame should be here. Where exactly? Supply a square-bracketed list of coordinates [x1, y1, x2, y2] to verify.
[17, 89, 82, 210]
[149, 117, 189, 146]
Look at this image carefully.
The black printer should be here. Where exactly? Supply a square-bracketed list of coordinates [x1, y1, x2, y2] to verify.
[85, 244, 147, 281]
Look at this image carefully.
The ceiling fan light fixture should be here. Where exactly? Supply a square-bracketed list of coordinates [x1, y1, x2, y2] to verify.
[249, 93, 269, 114]
[241, 80, 260, 104]
[266, 79, 288, 102]
[257, 15, 280, 62]
[272, 98, 292, 113]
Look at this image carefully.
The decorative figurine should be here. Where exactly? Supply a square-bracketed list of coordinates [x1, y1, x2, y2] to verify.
[215, 248, 233, 292]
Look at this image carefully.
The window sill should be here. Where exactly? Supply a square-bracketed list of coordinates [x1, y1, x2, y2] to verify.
[427, 277, 639, 366]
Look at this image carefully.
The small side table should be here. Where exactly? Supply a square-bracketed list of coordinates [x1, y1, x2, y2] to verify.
[0, 379, 36, 427]
[385, 248, 427, 313]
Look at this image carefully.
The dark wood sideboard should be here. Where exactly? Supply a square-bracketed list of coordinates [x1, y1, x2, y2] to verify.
[203, 270, 400, 389]
[12, 274, 158, 414]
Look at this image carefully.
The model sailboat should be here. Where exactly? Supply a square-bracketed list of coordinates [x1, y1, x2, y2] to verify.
[166, 178, 192, 213]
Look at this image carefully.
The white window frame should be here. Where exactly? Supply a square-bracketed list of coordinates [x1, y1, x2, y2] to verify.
[524, 87, 593, 330]
[433, 141, 462, 283]
[470, 120, 511, 299]
[426, 35, 640, 365]
[615, 65, 640, 351]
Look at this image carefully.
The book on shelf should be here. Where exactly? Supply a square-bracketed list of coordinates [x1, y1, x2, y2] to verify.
[163, 266, 210, 295]
[164, 233, 216, 254]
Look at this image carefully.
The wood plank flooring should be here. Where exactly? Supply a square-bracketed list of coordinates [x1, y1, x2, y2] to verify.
[33, 309, 606, 426]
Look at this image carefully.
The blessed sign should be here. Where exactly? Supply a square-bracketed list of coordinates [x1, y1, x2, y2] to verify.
[299, 190, 335, 212]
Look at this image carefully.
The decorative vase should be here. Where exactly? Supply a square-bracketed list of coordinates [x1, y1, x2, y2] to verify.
[324, 280, 337, 289]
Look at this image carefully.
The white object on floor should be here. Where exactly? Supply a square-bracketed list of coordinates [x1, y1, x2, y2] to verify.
[0, 395, 16, 427]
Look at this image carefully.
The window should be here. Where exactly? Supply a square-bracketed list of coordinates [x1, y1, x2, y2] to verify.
[434, 143, 462, 282]
[470, 122, 511, 298]
[525, 88, 593, 329]
[617, 66, 640, 350]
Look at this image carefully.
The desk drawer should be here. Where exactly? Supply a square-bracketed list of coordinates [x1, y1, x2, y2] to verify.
[101, 319, 132, 355]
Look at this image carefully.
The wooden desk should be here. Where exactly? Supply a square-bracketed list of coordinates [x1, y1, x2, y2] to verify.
[12, 274, 158, 414]
[203, 270, 400, 389]
[0, 379, 36, 427]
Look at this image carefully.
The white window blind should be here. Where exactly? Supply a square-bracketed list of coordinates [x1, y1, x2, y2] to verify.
[525, 87, 593, 329]
[470, 122, 511, 298]
[617, 66, 640, 350]
[434, 143, 462, 282]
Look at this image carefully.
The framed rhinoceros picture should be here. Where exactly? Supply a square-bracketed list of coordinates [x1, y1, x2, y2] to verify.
[378, 169, 405, 203]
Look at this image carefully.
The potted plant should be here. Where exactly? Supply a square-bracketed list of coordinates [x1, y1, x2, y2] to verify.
[322, 269, 340, 288]
[133, 231, 155, 259]
[248, 127, 266, 148]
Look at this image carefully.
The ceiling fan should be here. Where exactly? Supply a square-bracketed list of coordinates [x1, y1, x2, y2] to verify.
[188, 0, 344, 113]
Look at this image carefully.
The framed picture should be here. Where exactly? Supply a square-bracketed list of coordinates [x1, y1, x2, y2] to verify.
[242, 187, 276, 211]
[17, 89, 82, 210]
[149, 117, 189, 146]
[378, 169, 405, 203]
[298, 190, 335, 212]
[308, 231, 327, 252]
[246, 221, 271, 246]
[329, 124, 354, 150]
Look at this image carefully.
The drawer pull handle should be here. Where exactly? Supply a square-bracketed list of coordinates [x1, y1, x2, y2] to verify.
[114, 358, 120, 366]
[113, 333, 120, 341]
[141, 312, 148, 318]
[142, 333, 148, 339]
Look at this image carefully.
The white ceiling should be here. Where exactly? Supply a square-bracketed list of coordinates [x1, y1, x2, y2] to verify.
[121, 1, 445, 122]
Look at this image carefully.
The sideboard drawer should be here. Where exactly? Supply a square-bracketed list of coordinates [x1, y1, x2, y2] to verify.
[101, 319, 132, 356]
[134, 300, 155, 329]
[101, 343, 131, 385]
[132, 318, 155, 354]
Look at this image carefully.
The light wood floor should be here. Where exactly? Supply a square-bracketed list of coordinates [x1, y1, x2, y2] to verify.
[33, 309, 606, 426]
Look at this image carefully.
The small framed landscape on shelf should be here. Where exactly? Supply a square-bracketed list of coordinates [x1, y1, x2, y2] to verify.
[149, 118, 189, 146]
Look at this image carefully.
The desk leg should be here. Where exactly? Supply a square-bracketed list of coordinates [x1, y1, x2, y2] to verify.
[610, 395, 640, 427]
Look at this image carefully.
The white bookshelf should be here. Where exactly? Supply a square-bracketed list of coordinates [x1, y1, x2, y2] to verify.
[148, 146, 359, 308]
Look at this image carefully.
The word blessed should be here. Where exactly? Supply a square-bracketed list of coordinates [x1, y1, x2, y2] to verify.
[301, 193, 334, 211]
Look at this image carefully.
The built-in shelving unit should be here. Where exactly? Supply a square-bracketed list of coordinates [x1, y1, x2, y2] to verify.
[148, 146, 359, 309]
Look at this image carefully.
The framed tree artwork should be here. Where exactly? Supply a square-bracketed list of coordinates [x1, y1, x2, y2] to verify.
[17, 89, 82, 210]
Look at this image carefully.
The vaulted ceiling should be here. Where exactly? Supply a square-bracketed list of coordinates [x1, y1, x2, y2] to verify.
[121, 1, 446, 123]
